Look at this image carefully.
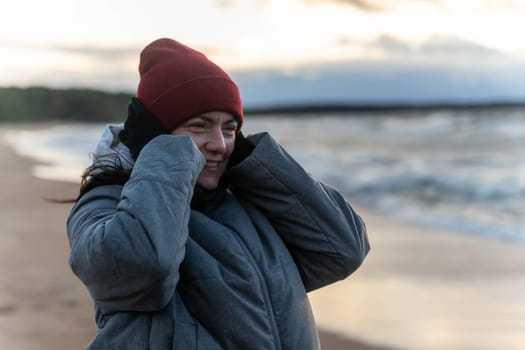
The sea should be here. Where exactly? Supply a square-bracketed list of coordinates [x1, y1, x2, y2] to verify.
[3, 107, 525, 244]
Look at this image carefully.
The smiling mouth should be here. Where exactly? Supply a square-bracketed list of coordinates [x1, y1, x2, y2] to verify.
[205, 161, 220, 168]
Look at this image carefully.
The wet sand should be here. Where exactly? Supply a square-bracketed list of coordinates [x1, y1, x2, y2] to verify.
[309, 204, 525, 350]
[0, 128, 394, 350]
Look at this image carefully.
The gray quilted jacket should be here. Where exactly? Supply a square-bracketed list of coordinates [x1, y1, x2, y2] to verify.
[67, 132, 369, 349]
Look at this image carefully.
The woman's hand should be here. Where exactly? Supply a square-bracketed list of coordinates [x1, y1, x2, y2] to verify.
[119, 98, 167, 159]
[227, 132, 254, 168]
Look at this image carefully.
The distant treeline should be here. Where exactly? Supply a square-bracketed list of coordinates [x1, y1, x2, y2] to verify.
[2, 86, 525, 123]
[0, 86, 132, 123]
[245, 101, 525, 115]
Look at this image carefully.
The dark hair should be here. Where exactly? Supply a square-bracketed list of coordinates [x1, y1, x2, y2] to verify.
[77, 154, 131, 200]
[47, 154, 131, 204]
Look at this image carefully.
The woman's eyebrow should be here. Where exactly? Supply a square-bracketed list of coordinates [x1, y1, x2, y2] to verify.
[192, 116, 211, 123]
[196, 115, 238, 125]
[224, 118, 238, 126]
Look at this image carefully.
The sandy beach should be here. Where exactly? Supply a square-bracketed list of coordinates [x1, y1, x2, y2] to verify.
[0, 129, 92, 350]
[309, 206, 525, 349]
[1, 125, 524, 350]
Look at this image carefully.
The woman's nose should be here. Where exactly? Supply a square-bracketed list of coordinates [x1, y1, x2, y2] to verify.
[204, 128, 227, 154]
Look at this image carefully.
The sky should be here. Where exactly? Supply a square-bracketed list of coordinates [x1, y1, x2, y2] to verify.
[1, 0, 525, 107]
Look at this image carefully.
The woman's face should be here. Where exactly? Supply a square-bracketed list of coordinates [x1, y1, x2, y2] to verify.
[171, 111, 238, 190]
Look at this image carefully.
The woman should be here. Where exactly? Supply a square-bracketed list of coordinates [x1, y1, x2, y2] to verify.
[67, 37, 370, 349]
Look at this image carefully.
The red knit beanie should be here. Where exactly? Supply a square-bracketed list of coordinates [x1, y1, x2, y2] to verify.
[136, 38, 243, 131]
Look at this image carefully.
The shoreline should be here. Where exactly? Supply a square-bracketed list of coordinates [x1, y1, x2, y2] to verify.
[0, 127, 394, 350]
[2, 125, 525, 349]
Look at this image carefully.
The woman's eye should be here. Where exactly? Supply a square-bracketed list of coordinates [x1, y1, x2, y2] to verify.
[188, 123, 206, 129]
[223, 126, 237, 135]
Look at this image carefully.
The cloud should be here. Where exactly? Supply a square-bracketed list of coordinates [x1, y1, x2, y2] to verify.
[16, 68, 139, 92]
[216, 0, 239, 7]
[196, 46, 237, 58]
[0, 42, 141, 91]
[2, 34, 519, 106]
[231, 35, 518, 107]
[50, 45, 139, 62]
[337, 34, 502, 62]
[1, 41, 235, 69]
[0, 42, 140, 62]
[232, 59, 525, 107]
[462, 0, 525, 11]
[417, 36, 502, 57]
[216, 0, 269, 8]
[302, 0, 439, 11]
[337, 34, 412, 54]
[371, 35, 412, 54]
[302, 0, 385, 11]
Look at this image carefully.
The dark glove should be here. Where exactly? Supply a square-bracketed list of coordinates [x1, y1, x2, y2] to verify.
[227, 132, 254, 168]
[119, 97, 167, 159]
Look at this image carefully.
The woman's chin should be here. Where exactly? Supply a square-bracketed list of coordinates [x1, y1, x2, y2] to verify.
[197, 177, 220, 191]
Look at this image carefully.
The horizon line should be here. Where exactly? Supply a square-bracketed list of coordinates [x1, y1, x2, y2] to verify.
[2, 85, 525, 114]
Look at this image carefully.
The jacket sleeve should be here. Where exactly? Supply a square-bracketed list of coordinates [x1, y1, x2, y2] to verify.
[66, 135, 205, 314]
[227, 132, 370, 292]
